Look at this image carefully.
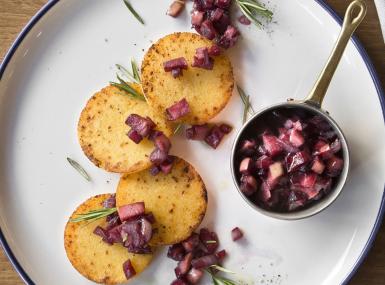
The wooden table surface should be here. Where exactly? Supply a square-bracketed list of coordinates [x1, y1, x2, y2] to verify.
[1, 0, 384, 284]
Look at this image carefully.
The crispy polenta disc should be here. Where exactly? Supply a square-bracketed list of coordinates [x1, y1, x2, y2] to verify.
[64, 194, 153, 285]
[116, 157, 207, 246]
[141, 32, 234, 125]
[78, 84, 173, 173]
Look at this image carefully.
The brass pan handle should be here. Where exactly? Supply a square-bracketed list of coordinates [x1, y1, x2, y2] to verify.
[304, 0, 367, 107]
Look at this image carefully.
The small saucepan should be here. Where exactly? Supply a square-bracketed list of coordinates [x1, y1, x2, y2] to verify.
[230, 0, 367, 220]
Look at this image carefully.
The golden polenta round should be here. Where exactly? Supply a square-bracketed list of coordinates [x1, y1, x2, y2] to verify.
[141, 32, 234, 124]
[64, 194, 153, 285]
[116, 157, 207, 246]
[78, 84, 173, 173]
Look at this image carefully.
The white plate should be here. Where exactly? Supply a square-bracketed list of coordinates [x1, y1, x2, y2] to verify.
[1, 0, 384, 284]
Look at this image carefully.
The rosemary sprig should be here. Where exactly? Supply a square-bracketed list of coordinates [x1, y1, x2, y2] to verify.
[123, 0, 145, 25]
[236, 0, 273, 27]
[111, 75, 146, 101]
[67, 157, 91, 181]
[116, 63, 138, 83]
[206, 267, 239, 285]
[70, 207, 117, 223]
[237, 85, 255, 124]
[112, 60, 146, 101]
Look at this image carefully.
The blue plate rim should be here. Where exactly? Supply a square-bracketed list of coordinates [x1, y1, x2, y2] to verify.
[0, 0, 384, 284]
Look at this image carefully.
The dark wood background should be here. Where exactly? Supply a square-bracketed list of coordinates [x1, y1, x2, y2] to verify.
[1, 0, 384, 284]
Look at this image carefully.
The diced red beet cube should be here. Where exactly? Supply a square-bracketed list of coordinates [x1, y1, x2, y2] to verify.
[287, 191, 307, 211]
[150, 165, 161, 176]
[217, 25, 240, 49]
[299, 173, 317, 188]
[205, 126, 225, 149]
[285, 151, 311, 173]
[278, 139, 299, 154]
[215, 249, 227, 262]
[311, 157, 325, 174]
[239, 139, 257, 155]
[105, 225, 123, 244]
[210, 8, 224, 22]
[238, 15, 251, 25]
[166, 98, 191, 121]
[293, 120, 305, 131]
[175, 252, 193, 278]
[283, 119, 294, 129]
[127, 129, 143, 144]
[150, 148, 168, 165]
[313, 140, 333, 160]
[239, 157, 253, 174]
[255, 155, 274, 169]
[202, 0, 215, 9]
[231, 227, 243, 241]
[105, 213, 121, 232]
[278, 127, 290, 141]
[125, 114, 156, 138]
[212, 10, 231, 34]
[167, 1, 185, 17]
[191, 10, 204, 26]
[199, 20, 216, 40]
[191, 254, 218, 269]
[154, 132, 171, 152]
[215, 0, 231, 8]
[123, 259, 136, 280]
[326, 155, 344, 177]
[267, 162, 284, 188]
[182, 233, 200, 252]
[186, 124, 211, 141]
[262, 134, 283, 157]
[289, 129, 305, 147]
[330, 138, 342, 154]
[164, 57, 188, 72]
[93, 226, 111, 244]
[240, 174, 258, 196]
[298, 186, 321, 200]
[167, 244, 186, 261]
[315, 176, 332, 194]
[219, 123, 232, 134]
[160, 156, 175, 174]
[118, 202, 145, 222]
[208, 45, 221, 56]
[258, 180, 272, 202]
[257, 145, 268, 155]
[186, 268, 204, 284]
[199, 228, 219, 253]
[192, 47, 214, 70]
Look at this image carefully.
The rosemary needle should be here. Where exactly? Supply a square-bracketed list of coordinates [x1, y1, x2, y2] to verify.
[235, 0, 273, 28]
[67, 157, 91, 182]
[131, 59, 141, 82]
[123, 0, 145, 25]
[70, 207, 117, 223]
